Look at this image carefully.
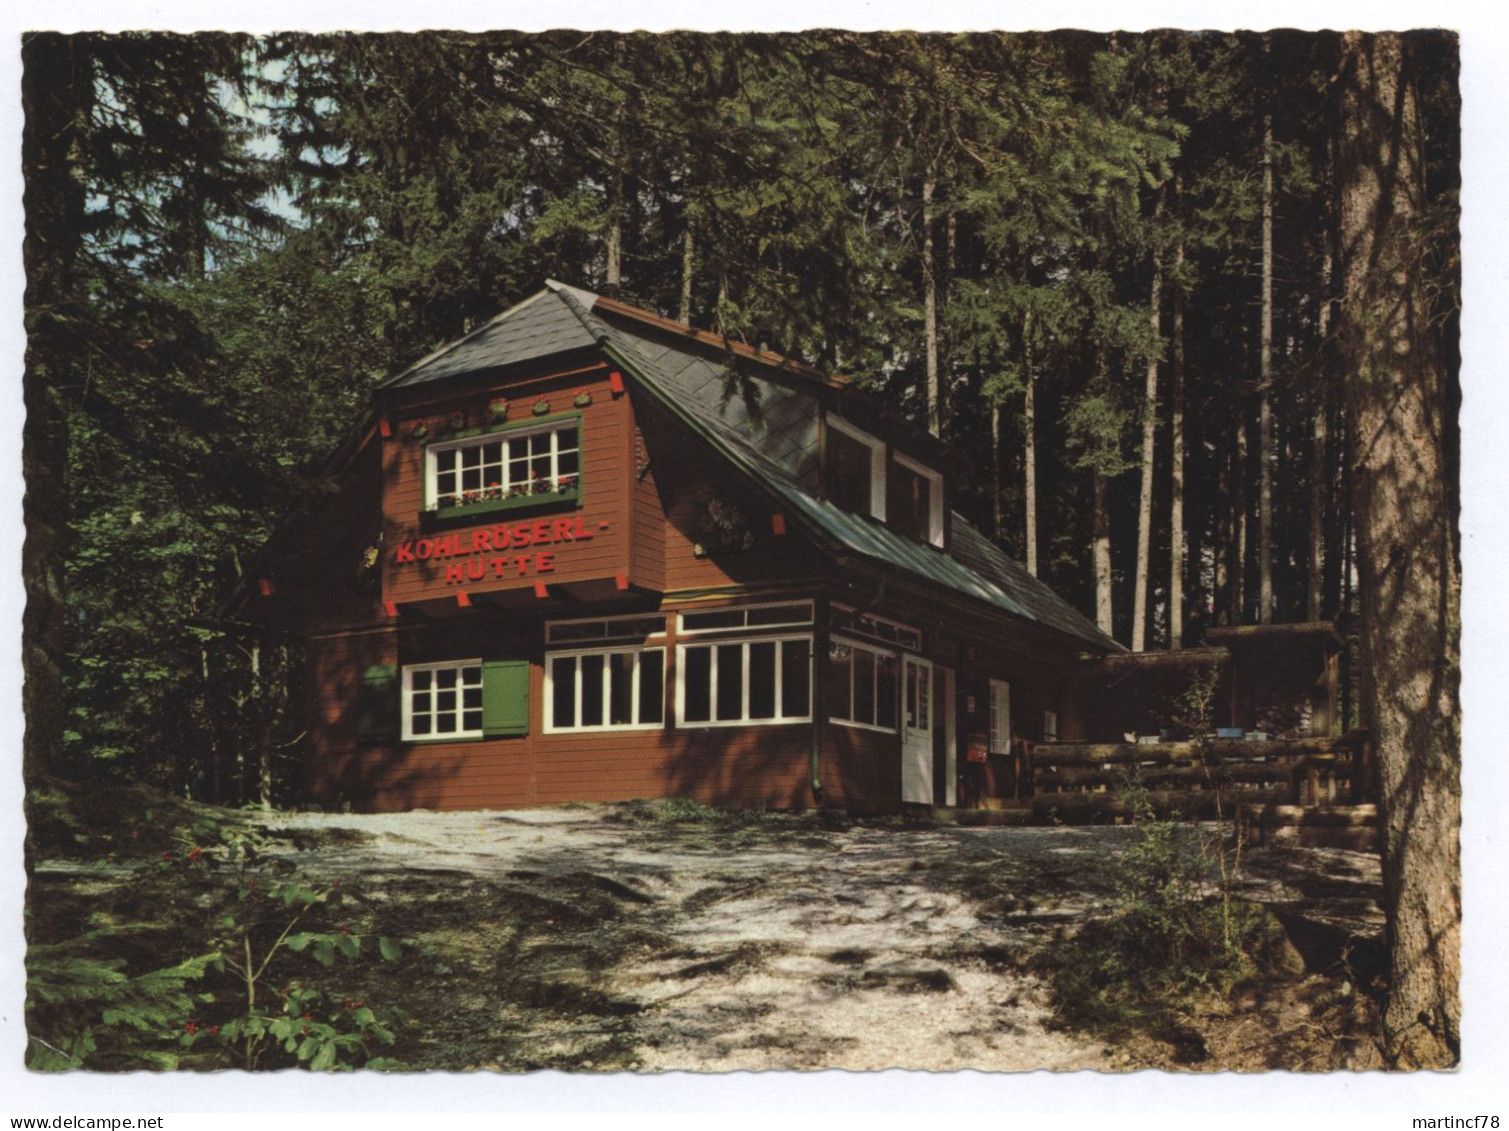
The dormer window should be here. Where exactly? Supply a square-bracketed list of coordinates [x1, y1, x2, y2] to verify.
[825, 417, 886, 520]
[891, 453, 944, 548]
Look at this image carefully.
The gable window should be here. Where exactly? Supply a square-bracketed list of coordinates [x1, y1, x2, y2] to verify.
[546, 646, 666, 732]
[677, 636, 812, 726]
[829, 637, 900, 732]
[891, 453, 944, 547]
[1043, 709, 1059, 742]
[989, 678, 1012, 754]
[824, 417, 886, 520]
[426, 421, 580, 511]
[403, 661, 483, 740]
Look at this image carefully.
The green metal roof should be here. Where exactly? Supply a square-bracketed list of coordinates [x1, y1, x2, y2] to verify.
[543, 282, 1122, 654]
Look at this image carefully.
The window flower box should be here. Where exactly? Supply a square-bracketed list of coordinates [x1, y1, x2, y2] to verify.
[424, 478, 581, 526]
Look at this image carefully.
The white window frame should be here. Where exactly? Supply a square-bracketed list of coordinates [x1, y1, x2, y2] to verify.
[402, 659, 484, 741]
[676, 600, 815, 637]
[825, 416, 887, 521]
[893, 451, 945, 548]
[543, 645, 667, 733]
[545, 613, 667, 646]
[829, 635, 901, 733]
[424, 419, 580, 510]
[831, 604, 922, 652]
[675, 634, 814, 728]
[989, 678, 1012, 754]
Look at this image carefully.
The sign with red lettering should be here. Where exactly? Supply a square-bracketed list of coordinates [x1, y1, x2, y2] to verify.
[391, 517, 604, 585]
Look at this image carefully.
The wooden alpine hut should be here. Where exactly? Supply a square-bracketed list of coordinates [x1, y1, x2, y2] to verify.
[221, 282, 1124, 813]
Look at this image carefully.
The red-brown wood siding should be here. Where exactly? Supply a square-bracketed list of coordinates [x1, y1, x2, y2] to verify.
[382, 370, 633, 604]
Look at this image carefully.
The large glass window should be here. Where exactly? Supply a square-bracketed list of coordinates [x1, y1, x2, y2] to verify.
[546, 647, 665, 732]
[829, 638, 899, 731]
[678, 636, 812, 726]
[427, 422, 580, 509]
[403, 661, 484, 740]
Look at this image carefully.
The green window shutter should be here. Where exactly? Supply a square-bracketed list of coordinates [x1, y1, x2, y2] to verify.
[482, 660, 531, 738]
[357, 663, 398, 744]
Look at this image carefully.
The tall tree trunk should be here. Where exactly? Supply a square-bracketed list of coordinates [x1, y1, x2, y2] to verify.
[1230, 418, 1249, 624]
[1133, 242, 1163, 652]
[1093, 469, 1113, 638]
[679, 219, 695, 324]
[1309, 240, 1333, 621]
[1259, 108, 1276, 624]
[21, 33, 89, 788]
[1170, 241, 1187, 648]
[922, 172, 941, 436]
[1336, 29, 1460, 1068]
[1023, 320, 1039, 577]
[990, 399, 1003, 540]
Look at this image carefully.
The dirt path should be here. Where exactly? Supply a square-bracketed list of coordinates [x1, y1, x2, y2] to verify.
[251, 803, 1379, 1072]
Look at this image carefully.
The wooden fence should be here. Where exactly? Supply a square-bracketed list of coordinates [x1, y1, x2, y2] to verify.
[1020, 730, 1373, 823]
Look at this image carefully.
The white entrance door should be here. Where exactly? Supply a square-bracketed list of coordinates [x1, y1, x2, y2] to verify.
[902, 655, 933, 804]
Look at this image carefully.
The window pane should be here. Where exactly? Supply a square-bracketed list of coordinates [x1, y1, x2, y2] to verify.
[682, 646, 711, 722]
[893, 463, 933, 543]
[828, 642, 854, 720]
[461, 467, 482, 491]
[876, 653, 899, 730]
[826, 427, 875, 515]
[463, 709, 483, 731]
[436, 669, 456, 690]
[549, 621, 603, 644]
[412, 692, 431, 714]
[748, 641, 777, 719]
[609, 651, 635, 725]
[558, 449, 579, 476]
[481, 442, 502, 464]
[412, 670, 432, 691]
[782, 639, 811, 718]
[413, 715, 432, 736]
[854, 648, 876, 725]
[552, 657, 576, 728]
[639, 654, 664, 724]
[681, 609, 744, 632]
[463, 686, 482, 710]
[557, 426, 578, 451]
[436, 690, 456, 712]
[748, 603, 811, 627]
[715, 644, 744, 721]
[580, 654, 605, 727]
[436, 712, 456, 733]
[436, 450, 456, 472]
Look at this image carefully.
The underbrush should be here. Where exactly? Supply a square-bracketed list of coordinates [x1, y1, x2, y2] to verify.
[26, 780, 408, 1072]
[1047, 796, 1293, 1059]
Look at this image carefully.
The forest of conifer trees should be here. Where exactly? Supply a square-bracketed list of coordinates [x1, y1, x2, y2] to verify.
[22, 28, 1462, 1066]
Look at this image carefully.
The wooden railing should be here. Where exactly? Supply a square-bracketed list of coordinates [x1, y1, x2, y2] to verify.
[1021, 730, 1372, 823]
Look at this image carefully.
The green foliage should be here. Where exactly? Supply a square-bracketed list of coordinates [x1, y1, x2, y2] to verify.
[26, 943, 218, 1071]
[26, 794, 408, 1072]
[1050, 785, 1283, 1046]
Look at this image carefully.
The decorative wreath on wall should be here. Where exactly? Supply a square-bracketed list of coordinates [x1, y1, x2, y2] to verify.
[691, 490, 755, 557]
